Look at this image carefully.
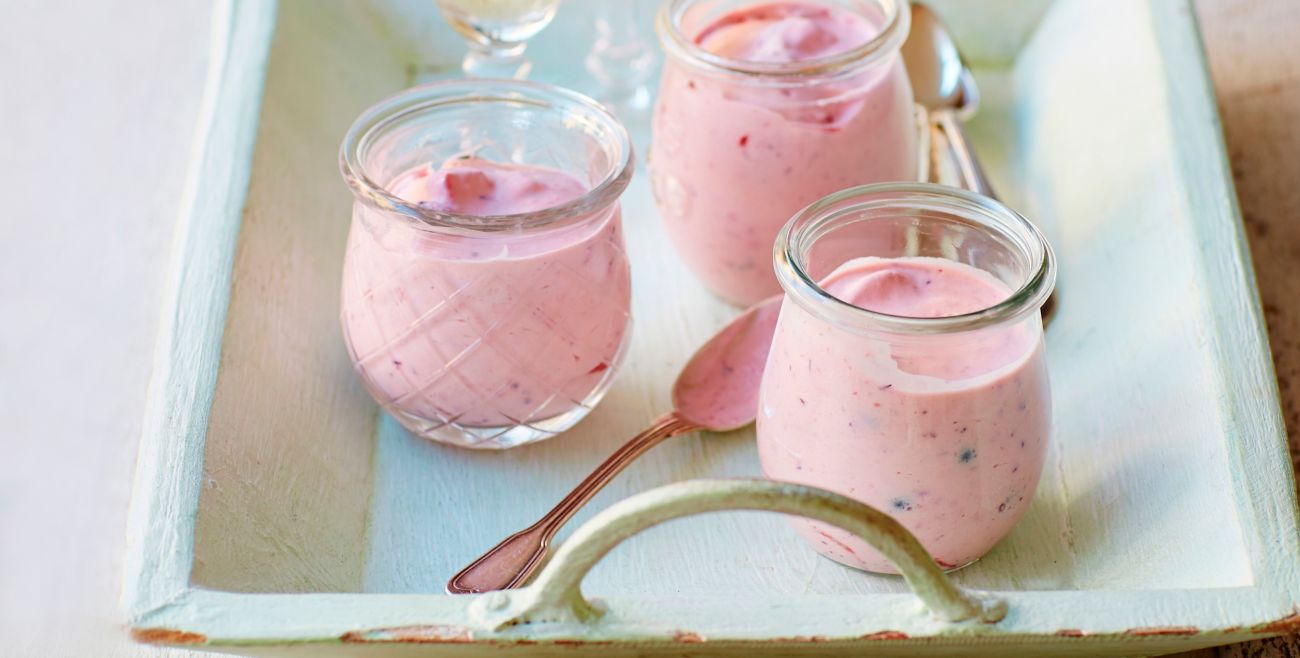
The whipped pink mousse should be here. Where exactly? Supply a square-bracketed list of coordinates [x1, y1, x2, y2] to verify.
[652, 1, 917, 305]
[341, 157, 631, 432]
[758, 256, 1050, 573]
[393, 157, 587, 216]
[694, 3, 874, 62]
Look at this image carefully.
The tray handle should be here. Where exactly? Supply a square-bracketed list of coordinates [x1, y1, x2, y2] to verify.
[470, 478, 1006, 630]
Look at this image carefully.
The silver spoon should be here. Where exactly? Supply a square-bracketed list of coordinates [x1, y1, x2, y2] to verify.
[902, 4, 1056, 321]
[902, 3, 997, 198]
[447, 295, 783, 594]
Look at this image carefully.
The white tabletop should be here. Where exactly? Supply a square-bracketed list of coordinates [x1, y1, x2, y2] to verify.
[0, 1, 210, 656]
[4, 1, 1297, 657]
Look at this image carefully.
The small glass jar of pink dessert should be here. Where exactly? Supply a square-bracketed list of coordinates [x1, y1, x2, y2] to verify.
[759, 183, 1056, 573]
[652, 0, 917, 306]
[339, 80, 634, 449]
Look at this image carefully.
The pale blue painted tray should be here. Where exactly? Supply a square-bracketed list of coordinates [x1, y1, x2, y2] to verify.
[121, 0, 1300, 655]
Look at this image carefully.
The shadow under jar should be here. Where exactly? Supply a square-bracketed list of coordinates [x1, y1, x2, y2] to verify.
[759, 183, 1056, 573]
[651, 0, 917, 306]
[339, 80, 634, 450]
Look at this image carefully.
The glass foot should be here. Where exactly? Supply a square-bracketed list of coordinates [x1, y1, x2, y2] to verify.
[462, 45, 531, 79]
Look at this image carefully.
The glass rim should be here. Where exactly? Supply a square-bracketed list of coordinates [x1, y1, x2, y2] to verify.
[774, 182, 1057, 335]
[339, 79, 634, 232]
[656, 0, 911, 81]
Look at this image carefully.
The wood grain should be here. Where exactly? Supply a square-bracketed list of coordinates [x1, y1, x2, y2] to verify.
[191, 0, 395, 596]
[1172, 0, 1300, 655]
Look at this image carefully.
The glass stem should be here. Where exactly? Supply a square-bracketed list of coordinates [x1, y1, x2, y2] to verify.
[463, 41, 530, 79]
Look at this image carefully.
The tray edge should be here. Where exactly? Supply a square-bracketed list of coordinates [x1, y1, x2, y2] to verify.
[120, 0, 278, 629]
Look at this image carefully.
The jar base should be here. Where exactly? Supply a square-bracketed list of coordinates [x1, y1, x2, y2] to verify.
[386, 401, 598, 450]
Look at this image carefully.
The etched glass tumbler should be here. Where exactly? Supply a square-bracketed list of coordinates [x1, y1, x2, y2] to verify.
[339, 80, 634, 449]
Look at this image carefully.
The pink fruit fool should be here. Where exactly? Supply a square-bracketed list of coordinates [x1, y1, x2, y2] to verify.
[757, 256, 1050, 573]
[652, 1, 917, 305]
[340, 157, 632, 430]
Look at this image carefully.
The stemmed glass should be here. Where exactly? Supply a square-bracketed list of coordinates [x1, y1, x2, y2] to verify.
[435, 0, 561, 78]
[585, 1, 656, 124]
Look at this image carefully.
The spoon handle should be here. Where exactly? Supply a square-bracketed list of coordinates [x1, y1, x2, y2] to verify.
[932, 110, 1059, 323]
[446, 411, 698, 594]
[936, 110, 997, 199]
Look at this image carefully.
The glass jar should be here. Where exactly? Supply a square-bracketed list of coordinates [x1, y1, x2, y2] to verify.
[758, 183, 1056, 572]
[339, 80, 634, 449]
[651, 0, 917, 306]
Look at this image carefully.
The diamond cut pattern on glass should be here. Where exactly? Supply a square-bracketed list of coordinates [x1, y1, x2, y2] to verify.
[341, 212, 632, 444]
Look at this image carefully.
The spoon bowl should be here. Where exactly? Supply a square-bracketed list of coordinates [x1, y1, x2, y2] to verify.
[902, 3, 965, 111]
[672, 297, 783, 431]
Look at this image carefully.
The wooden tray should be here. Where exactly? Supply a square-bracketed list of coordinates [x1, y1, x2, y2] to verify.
[122, 0, 1300, 654]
